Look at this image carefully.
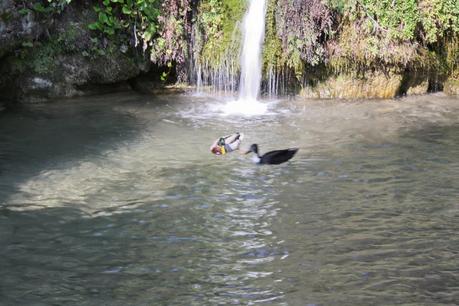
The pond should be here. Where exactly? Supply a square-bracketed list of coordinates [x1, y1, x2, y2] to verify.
[1, 93, 458, 305]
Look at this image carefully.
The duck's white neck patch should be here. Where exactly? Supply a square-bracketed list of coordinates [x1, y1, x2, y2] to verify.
[251, 155, 261, 164]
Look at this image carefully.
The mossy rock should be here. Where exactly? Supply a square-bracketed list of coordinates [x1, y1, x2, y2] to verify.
[0, 1, 153, 103]
[7, 48, 147, 103]
[0, 1, 45, 59]
[398, 71, 429, 96]
[444, 78, 459, 96]
[299, 72, 403, 99]
[199, 0, 245, 68]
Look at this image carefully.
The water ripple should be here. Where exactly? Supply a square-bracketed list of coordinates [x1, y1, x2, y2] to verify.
[1, 94, 459, 305]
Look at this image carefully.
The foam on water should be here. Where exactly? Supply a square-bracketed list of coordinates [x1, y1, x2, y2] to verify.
[221, 98, 268, 116]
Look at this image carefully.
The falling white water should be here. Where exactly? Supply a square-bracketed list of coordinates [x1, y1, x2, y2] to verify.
[196, 65, 202, 94]
[239, 0, 267, 101]
[222, 0, 268, 116]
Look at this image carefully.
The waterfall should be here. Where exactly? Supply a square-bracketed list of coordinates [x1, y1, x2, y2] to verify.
[196, 65, 202, 94]
[221, 0, 268, 115]
[238, 0, 267, 101]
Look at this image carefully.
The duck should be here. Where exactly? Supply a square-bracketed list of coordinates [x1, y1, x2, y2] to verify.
[245, 144, 299, 165]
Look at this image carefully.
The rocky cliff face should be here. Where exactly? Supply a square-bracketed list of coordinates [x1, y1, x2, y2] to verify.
[0, 0, 44, 58]
[0, 1, 152, 104]
[1, 0, 457, 105]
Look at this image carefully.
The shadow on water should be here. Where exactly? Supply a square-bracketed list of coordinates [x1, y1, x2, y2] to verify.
[0, 95, 147, 205]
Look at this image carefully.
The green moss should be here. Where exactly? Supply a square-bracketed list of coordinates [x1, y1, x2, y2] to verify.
[30, 42, 60, 75]
[445, 36, 459, 77]
[256, 0, 459, 88]
[220, 0, 245, 49]
[8, 56, 28, 74]
[444, 74, 459, 95]
[56, 24, 81, 52]
[199, 0, 245, 68]
[0, 11, 13, 22]
[262, 0, 283, 70]
[15, 25, 85, 76]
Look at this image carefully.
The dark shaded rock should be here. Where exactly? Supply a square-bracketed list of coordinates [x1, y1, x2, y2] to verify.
[1, 50, 150, 103]
[0, 1, 153, 103]
[0, 0, 45, 59]
[398, 71, 429, 96]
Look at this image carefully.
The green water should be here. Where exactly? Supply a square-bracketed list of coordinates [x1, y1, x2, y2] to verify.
[0, 93, 458, 305]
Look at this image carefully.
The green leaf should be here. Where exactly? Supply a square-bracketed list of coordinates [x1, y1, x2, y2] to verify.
[99, 12, 109, 24]
[32, 3, 46, 13]
[143, 24, 156, 42]
[88, 22, 100, 30]
[104, 27, 115, 35]
[18, 8, 30, 15]
[122, 6, 132, 15]
[22, 41, 34, 48]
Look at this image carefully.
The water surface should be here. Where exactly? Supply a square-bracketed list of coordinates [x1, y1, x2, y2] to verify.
[1, 93, 458, 305]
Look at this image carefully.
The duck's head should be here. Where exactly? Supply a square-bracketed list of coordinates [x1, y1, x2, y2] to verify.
[245, 143, 259, 155]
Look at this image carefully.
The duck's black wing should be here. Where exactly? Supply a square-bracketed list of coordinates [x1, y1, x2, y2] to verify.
[260, 148, 299, 165]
